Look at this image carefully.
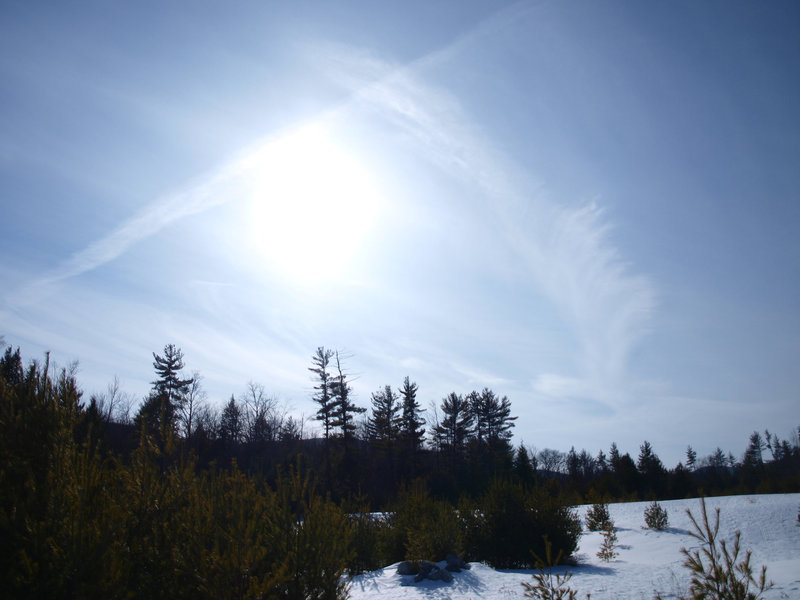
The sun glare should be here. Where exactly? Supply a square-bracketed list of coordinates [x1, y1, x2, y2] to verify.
[248, 125, 381, 285]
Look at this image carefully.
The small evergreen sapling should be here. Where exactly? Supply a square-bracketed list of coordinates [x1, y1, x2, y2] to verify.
[655, 498, 773, 600]
[644, 501, 669, 530]
[521, 538, 589, 600]
[585, 501, 612, 532]
[596, 524, 618, 562]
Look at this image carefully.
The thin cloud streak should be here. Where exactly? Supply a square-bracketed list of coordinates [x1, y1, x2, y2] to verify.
[24, 137, 268, 291]
[10, 2, 533, 303]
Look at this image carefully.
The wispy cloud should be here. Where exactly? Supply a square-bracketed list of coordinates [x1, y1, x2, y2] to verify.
[22, 134, 278, 291]
[316, 31, 656, 409]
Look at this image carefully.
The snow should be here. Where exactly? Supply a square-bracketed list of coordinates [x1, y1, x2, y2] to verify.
[348, 494, 800, 600]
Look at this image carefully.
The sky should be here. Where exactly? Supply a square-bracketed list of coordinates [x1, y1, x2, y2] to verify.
[1, 0, 799, 466]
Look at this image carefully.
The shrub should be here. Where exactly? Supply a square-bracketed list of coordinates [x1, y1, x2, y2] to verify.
[464, 480, 581, 569]
[404, 498, 460, 562]
[644, 501, 669, 530]
[655, 497, 773, 600]
[585, 501, 612, 531]
[532, 488, 583, 566]
[382, 482, 460, 563]
[456, 495, 483, 561]
[345, 505, 387, 575]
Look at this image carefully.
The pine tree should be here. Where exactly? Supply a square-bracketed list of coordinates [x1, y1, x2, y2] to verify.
[329, 351, 364, 443]
[585, 501, 612, 531]
[0, 345, 23, 386]
[743, 431, 765, 468]
[151, 343, 193, 414]
[566, 447, 579, 479]
[686, 445, 697, 471]
[398, 376, 425, 451]
[657, 498, 773, 600]
[368, 385, 401, 444]
[596, 449, 608, 474]
[597, 523, 619, 562]
[513, 444, 536, 485]
[644, 501, 669, 530]
[637, 440, 666, 495]
[609, 442, 621, 470]
[469, 388, 517, 445]
[140, 344, 193, 437]
[309, 347, 335, 440]
[433, 392, 473, 453]
[220, 396, 243, 446]
[710, 447, 727, 470]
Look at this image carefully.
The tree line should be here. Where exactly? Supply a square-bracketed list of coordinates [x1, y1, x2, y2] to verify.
[3, 341, 799, 508]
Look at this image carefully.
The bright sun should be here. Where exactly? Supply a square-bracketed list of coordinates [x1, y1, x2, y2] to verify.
[248, 124, 381, 284]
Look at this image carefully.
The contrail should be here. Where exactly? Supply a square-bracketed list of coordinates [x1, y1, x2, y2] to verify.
[8, 1, 535, 301]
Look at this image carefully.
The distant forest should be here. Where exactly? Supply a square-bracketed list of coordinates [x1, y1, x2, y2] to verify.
[4, 342, 798, 506]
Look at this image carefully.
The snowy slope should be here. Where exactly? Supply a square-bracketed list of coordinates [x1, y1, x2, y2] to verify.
[348, 494, 800, 600]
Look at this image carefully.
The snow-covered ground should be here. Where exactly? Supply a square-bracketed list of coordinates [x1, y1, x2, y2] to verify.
[349, 494, 800, 600]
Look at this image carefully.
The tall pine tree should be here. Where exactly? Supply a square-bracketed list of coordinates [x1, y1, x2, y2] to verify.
[329, 351, 364, 443]
[398, 376, 425, 451]
[138, 343, 193, 436]
[368, 385, 401, 444]
[434, 392, 473, 454]
[309, 347, 335, 440]
[151, 343, 193, 409]
[469, 388, 516, 445]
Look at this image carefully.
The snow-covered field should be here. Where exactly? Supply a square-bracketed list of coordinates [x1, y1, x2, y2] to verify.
[349, 494, 800, 600]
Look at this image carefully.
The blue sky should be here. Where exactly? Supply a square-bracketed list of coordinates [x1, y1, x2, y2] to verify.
[2, 0, 798, 466]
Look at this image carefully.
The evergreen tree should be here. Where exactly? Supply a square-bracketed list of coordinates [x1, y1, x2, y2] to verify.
[609, 442, 621, 471]
[433, 392, 474, 453]
[743, 431, 765, 468]
[686, 445, 697, 471]
[578, 449, 596, 479]
[742, 431, 766, 489]
[140, 344, 193, 437]
[309, 347, 335, 440]
[368, 385, 401, 444]
[596, 449, 608, 474]
[615, 452, 640, 496]
[763, 429, 775, 461]
[513, 444, 536, 486]
[597, 524, 619, 562]
[469, 388, 517, 445]
[709, 447, 727, 470]
[219, 395, 243, 446]
[637, 440, 666, 495]
[0, 345, 23, 386]
[566, 446, 579, 479]
[151, 343, 193, 414]
[329, 351, 364, 443]
[398, 376, 425, 451]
